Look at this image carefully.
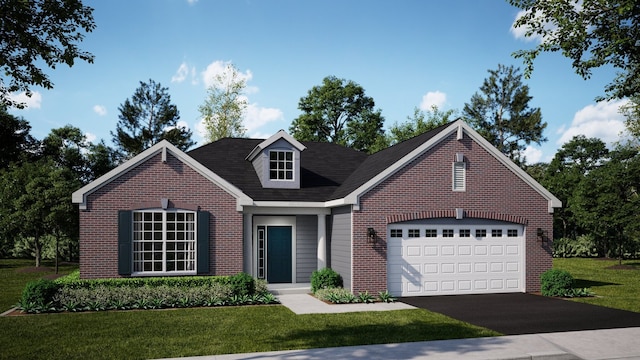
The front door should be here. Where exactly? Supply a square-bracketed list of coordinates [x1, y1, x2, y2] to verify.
[266, 226, 292, 283]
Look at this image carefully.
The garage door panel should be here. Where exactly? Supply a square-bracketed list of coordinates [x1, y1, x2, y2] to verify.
[387, 221, 524, 296]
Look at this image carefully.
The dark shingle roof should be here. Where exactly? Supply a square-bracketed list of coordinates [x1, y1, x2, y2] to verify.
[187, 138, 367, 202]
[187, 121, 453, 202]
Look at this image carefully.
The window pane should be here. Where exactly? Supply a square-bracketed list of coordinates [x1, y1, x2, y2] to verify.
[460, 229, 470, 237]
[443, 229, 454, 237]
[285, 152, 292, 161]
[425, 229, 437, 237]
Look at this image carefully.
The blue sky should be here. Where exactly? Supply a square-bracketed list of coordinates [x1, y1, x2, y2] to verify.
[8, 0, 629, 164]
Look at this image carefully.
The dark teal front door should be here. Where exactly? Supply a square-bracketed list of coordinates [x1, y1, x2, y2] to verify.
[267, 226, 292, 283]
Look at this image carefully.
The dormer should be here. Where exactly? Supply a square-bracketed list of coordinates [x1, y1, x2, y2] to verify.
[246, 130, 306, 189]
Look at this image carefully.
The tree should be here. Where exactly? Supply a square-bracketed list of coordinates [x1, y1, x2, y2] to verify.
[388, 105, 457, 145]
[463, 64, 547, 164]
[290, 76, 386, 153]
[573, 146, 640, 262]
[0, 159, 79, 267]
[510, 0, 640, 102]
[0, 0, 95, 108]
[621, 96, 640, 140]
[0, 107, 38, 167]
[543, 135, 609, 239]
[198, 63, 247, 142]
[86, 140, 118, 182]
[112, 79, 194, 160]
[41, 125, 90, 182]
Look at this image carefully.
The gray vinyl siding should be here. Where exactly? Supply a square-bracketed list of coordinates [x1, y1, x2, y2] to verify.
[330, 206, 352, 291]
[251, 153, 265, 185]
[296, 215, 317, 283]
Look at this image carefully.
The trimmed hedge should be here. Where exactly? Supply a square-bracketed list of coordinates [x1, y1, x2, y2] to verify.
[18, 272, 277, 313]
[540, 269, 574, 296]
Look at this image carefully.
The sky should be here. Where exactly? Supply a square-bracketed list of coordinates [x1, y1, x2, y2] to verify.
[7, 0, 630, 164]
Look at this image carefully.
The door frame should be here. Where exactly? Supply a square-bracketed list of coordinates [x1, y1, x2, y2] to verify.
[253, 216, 297, 284]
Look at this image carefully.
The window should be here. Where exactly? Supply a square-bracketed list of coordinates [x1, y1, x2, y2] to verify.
[269, 150, 294, 180]
[133, 210, 196, 274]
[459, 229, 471, 237]
[453, 162, 466, 191]
[442, 229, 454, 237]
[425, 229, 437, 237]
[390, 229, 403, 238]
[476, 229, 487, 238]
[408, 229, 420, 238]
[491, 229, 503, 237]
[508, 229, 518, 237]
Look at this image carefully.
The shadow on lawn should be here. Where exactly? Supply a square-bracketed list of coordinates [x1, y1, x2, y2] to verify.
[246, 321, 503, 359]
[573, 279, 620, 288]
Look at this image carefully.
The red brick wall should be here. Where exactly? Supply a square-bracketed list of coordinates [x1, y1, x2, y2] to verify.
[79, 152, 243, 279]
[352, 132, 554, 294]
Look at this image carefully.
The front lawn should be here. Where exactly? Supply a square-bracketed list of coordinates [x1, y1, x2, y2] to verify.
[0, 258, 497, 359]
[554, 258, 640, 313]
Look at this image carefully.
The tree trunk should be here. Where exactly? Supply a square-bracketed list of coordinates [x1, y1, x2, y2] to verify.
[55, 234, 59, 274]
[34, 235, 41, 268]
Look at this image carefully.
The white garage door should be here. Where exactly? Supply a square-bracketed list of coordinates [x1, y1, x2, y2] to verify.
[387, 219, 525, 297]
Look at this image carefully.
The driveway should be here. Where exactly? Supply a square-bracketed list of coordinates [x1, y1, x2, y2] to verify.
[401, 293, 640, 335]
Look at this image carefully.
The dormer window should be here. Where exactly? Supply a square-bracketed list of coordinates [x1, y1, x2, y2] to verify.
[269, 150, 294, 181]
[246, 130, 306, 189]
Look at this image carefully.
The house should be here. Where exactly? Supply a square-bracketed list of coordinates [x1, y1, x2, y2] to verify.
[72, 119, 561, 296]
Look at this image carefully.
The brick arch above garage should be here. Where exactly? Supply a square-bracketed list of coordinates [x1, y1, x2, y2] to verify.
[386, 210, 528, 226]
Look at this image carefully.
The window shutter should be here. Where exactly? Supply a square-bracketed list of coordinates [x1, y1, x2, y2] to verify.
[197, 210, 210, 274]
[453, 162, 466, 191]
[118, 210, 132, 275]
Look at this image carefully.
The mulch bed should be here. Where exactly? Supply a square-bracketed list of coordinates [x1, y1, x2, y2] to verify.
[607, 264, 638, 270]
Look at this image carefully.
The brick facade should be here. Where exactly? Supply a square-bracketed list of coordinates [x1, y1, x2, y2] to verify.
[351, 132, 553, 294]
[79, 152, 243, 279]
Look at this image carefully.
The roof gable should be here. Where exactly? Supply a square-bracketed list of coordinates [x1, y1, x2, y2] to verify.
[72, 140, 251, 210]
[246, 130, 306, 161]
[333, 119, 561, 212]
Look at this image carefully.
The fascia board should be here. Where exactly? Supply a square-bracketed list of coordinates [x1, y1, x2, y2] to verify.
[245, 130, 306, 161]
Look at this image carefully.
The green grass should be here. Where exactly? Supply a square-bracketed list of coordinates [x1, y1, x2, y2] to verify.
[554, 258, 640, 313]
[0, 258, 497, 359]
[0, 259, 78, 312]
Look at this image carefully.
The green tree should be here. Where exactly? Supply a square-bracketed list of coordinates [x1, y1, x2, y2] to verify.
[388, 105, 457, 145]
[198, 63, 247, 142]
[86, 140, 118, 181]
[463, 64, 547, 164]
[573, 146, 640, 262]
[0, 0, 95, 108]
[510, 0, 640, 102]
[290, 76, 386, 153]
[543, 135, 609, 239]
[0, 107, 38, 167]
[112, 79, 194, 161]
[0, 159, 78, 266]
[41, 125, 89, 182]
[621, 96, 640, 140]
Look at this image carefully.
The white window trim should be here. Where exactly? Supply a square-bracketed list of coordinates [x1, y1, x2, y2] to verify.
[131, 209, 197, 276]
[269, 150, 295, 182]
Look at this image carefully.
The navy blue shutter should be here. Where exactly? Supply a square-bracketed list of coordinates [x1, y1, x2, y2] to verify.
[197, 211, 210, 274]
[118, 210, 132, 275]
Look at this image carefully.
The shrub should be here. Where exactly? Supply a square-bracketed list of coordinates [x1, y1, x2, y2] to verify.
[310, 268, 343, 293]
[226, 272, 255, 296]
[541, 269, 574, 296]
[552, 235, 598, 258]
[377, 290, 396, 303]
[19, 279, 60, 311]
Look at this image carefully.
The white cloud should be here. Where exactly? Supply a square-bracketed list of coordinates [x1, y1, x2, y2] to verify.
[557, 99, 629, 147]
[93, 105, 107, 116]
[187, 0, 198, 4]
[244, 104, 284, 133]
[84, 132, 97, 143]
[521, 146, 543, 164]
[201, 60, 253, 89]
[419, 91, 447, 110]
[10, 91, 42, 109]
[171, 62, 196, 84]
[510, 10, 544, 43]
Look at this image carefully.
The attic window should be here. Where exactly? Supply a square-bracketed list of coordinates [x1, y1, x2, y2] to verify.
[269, 150, 294, 181]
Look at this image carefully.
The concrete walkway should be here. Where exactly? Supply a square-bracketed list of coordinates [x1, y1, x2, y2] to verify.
[156, 294, 640, 360]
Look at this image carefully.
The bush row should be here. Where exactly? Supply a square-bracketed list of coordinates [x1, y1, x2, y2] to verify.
[311, 267, 396, 304]
[18, 272, 276, 314]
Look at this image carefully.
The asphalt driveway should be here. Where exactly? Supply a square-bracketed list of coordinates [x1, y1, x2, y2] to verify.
[400, 293, 640, 335]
